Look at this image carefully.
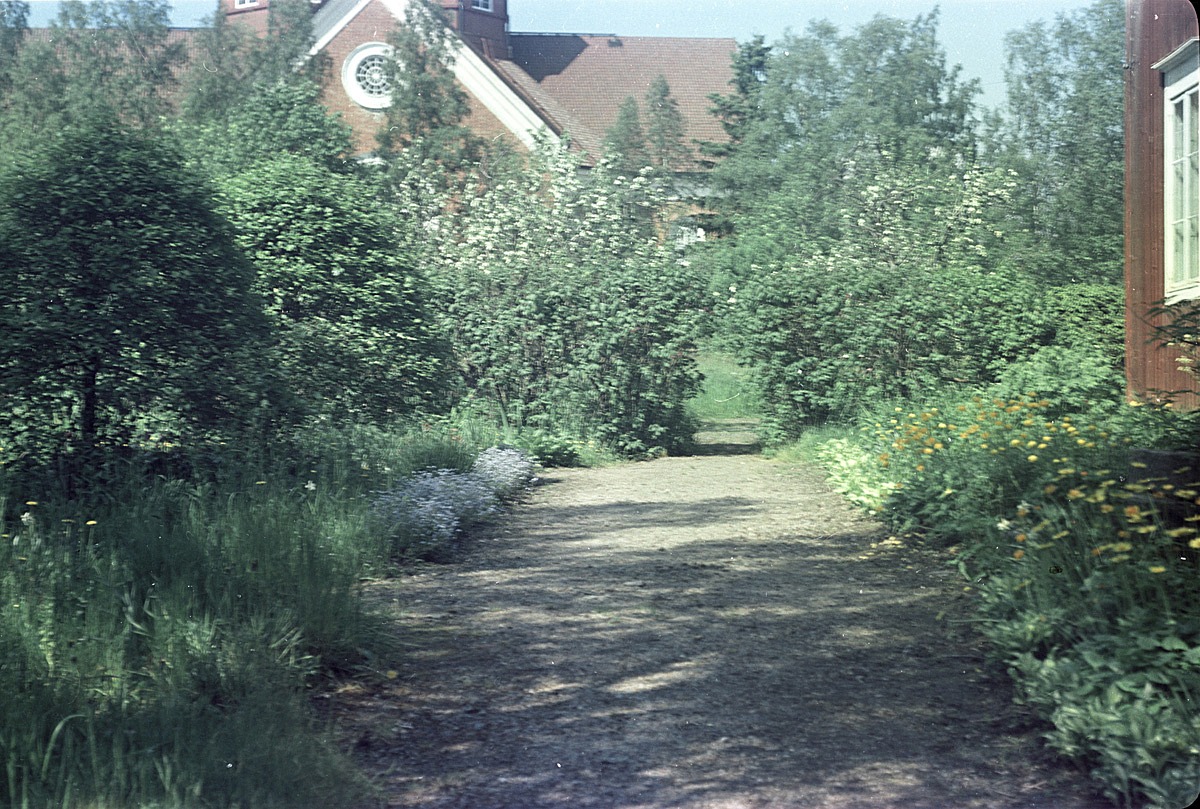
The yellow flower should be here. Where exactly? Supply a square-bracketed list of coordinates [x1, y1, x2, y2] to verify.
[85, 520, 97, 526]
[1067, 489, 1085, 499]
[1124, 505, 1143, 520]
[1100, 504, 1114, 513]
[1111, 542, 1133, 553]
[1013, 549, 1025, 560]
[1149, 566, 1167, 574]
[1044, 484, 1058, 495]
[1189, 538, 1200, 549]
[1015, 533, 1028, 542]
[1165, 527, 1197, 538]
[24, 501, 37, 506]
[1027, 455, 1038, 463]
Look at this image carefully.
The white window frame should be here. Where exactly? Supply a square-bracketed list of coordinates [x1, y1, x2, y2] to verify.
[1156, 39, 1200, 304]
[342, 42, 394, 110]
[234, 0, 258, 7]
[471, 0, 493, 11]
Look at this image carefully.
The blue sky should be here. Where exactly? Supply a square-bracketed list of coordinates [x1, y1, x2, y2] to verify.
[25, 0, 1107, 110]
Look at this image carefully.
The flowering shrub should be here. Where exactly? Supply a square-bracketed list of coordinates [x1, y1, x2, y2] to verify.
[820, 395, 1200, 807]
[372, 446, 535, 560]
[471, 447, 536, 499]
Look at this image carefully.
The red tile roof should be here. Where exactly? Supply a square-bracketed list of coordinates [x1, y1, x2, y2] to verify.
[503, 33, 737, 168]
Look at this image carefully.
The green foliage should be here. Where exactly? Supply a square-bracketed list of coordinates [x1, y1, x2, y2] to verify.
[986, 0, 1125, 284]
[701, 34, 770, 162]
[0, 467, 383, 807]
[0, 118, 269, 470]
[379, 0, 479, 167]
[796, 392, 1200, 807]
[218, 153, 447, 426]
[180, 79, 354, 177]
[0, 0, 182, 144]
[429, 144, 704, 457]
[180, 0, 327, 127]
[734, 255, 1051, 436]
[0, 1, 27, 104]
[604, 95, 649, 176]
[1045, 283, 1125, 361]
[644, 74, 688, 170]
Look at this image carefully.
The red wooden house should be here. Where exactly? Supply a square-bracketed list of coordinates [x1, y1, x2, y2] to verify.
[1125, 0, 1200, 405]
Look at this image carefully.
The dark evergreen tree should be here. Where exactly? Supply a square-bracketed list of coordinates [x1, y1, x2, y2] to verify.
[702, 34, 770, 161]
[644, 74, 688, 170]
[604, 95, 649, 176]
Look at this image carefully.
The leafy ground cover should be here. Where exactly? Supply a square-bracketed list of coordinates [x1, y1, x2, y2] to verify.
[787, 396, 1200, 808]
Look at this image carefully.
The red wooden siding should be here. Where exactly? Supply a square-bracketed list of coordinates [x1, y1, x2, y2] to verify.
[1125, 0, 1200, 406]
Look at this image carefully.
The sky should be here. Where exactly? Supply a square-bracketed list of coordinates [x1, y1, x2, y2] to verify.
[24, 0, 1108, 110]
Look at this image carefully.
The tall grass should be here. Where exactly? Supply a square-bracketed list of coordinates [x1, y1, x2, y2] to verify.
[0, 419, 526, 808]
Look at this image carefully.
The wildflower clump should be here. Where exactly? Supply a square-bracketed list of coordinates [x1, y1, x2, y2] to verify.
[372, 446, 535, 559]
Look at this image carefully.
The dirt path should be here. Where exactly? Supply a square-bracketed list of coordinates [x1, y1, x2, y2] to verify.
[335, 429, 1110, 808]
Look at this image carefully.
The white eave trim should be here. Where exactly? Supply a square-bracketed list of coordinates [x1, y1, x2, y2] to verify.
[311, 0, 380, 55]
[1153, 37, 1199, 71]
[446, 39, 558, 150]
[310, 0, 557, 150]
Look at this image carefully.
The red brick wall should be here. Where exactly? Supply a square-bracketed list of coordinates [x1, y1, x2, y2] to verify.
[321, 0, 525, 155]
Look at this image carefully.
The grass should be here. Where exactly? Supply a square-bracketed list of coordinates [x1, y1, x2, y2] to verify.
[689, 349, 761, 422]
[0, 419, 537, 809]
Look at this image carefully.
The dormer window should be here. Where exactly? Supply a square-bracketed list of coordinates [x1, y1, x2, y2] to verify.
[1156, 38, 1200, 303]
[471, 0, 493, 11]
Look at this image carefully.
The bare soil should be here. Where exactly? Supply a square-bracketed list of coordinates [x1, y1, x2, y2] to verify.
[330, 422, 1111, 809]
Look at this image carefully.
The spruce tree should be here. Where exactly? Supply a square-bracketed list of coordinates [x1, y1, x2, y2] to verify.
[644, 74, 688, 171]
[604, 95, 649, 176]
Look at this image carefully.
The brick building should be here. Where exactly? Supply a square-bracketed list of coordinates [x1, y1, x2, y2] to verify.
[221, 0, 736, 164]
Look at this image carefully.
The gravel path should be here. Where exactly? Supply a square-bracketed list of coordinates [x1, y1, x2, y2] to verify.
[336, 433, 1110, 808]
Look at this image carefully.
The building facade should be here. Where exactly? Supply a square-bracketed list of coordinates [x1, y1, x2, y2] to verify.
[1125, 0, 1200, 404]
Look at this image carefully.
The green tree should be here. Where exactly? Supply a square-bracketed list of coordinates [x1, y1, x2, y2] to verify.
[644, 74, 688, 170]
[0, 118, 269, 467]
[604, 95, 649, 176]
[429, 145, 704, 455]
[378, 0, 479, 168]
[179, 80, 354, 178]
[1, 0, 183, 142]
[699, 12, 980, 291]
[702, 34, 770, 162]
[181, 0, 326, 126]
[988, 0, 1125, 284]
[219, 154, 447, 424]
[0, 1, 27, 106]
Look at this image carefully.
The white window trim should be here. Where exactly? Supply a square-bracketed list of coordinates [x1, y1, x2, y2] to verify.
[341, 42, 394, 110]
[234, 0, 258, 7]
[471, 0, 493, 11]
[1156, 38, 1200, 304]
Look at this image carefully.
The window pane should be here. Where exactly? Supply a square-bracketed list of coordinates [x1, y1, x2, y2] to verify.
[1175, 159, 1186, 221]
[1191, 91, 1199, 156]
[1190, 216, 1200, 281]
[1176, 98, 1187, 161]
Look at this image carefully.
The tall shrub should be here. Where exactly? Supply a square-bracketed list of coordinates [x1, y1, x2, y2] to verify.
[430, 146, 704, 455]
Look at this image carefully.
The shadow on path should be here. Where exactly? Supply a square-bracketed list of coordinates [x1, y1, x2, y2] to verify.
[342, 456, 1108, 809]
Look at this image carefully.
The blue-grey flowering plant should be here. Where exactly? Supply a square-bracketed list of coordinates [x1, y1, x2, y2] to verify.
[372, 446, 536, 560]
